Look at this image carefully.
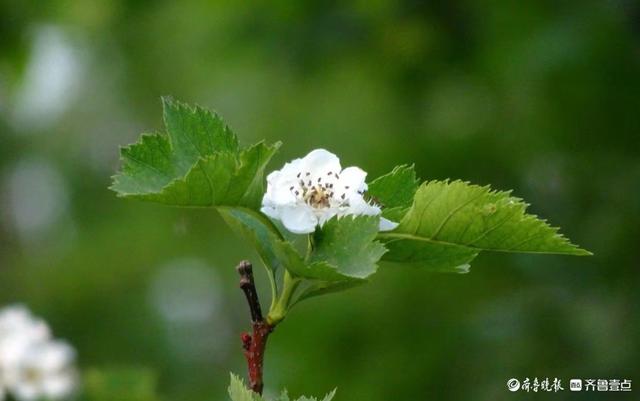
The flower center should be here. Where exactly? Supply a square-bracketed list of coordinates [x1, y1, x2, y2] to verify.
[290, 170, 347, 209]
[23, 367, 43, 383]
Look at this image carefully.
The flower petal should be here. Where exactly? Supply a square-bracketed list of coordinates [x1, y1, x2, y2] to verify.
[347, 196, 380, 216]
[339, 166, 367, 193]
[263, 171, 298, 206]
[37, 341, 75, 371]
[43, 374, 76, 399]
[266, 183, 297, 205]
[317, 208, 338, 226]
[12, 383, 39, 401]
[260, 205, 279, 220]
[379, 217, 399, 231]
[300, 149, 341, 177]
[280, 205, 317, 234]
[269, 155, 304, 177]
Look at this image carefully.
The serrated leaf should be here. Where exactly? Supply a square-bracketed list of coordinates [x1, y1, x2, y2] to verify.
[368, 164, 419, 209]
[110, 98, 279, 209]
[218, 206, 285, 274]
[163, 97, 239, 169]
[310, 215, 386, 279]
[228, 373, 336, 401]
[279, 389, 290, 401]
[278, 244, 362, 283]
[294, 389, 337, 401]
[228, 373, 265, 401]
[368, 164, 419, 220]
[378, 180, 591, 271]
[285, 216, 385, 304]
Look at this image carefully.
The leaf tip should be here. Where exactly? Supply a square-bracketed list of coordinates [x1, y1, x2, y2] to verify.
[160, 95, 176, 109]
[573, 248, 593, 256]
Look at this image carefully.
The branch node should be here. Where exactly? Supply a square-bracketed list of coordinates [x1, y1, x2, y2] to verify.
[236, 260, 272, 394]
[240, 332, 252, 351]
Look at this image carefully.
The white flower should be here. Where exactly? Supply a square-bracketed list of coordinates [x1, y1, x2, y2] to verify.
[6, 341, 76, 401]
[0, 305, 77, 401]
[261, 149, 398, 234]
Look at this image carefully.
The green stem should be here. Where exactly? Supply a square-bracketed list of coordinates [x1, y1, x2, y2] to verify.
[266, 269, 301, 325]
[305, 233, 314, 262]
[266, 264, 278, 313]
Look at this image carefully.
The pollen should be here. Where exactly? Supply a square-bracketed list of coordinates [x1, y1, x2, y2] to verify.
[292, 169, 346, 209]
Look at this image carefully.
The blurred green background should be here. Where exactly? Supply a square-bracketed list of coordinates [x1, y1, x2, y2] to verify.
[0, 1, 639, 400]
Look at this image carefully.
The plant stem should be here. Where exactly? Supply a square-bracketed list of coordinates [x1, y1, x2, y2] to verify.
[237, 260, 273, 395]
[266, 269, 300, 326]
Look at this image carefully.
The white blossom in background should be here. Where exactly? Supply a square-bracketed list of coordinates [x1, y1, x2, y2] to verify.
[0, 305, 76, 401]
[261, 149, 398, 234]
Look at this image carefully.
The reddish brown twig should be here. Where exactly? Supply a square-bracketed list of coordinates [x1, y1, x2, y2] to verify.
[237, 260, 274, 394]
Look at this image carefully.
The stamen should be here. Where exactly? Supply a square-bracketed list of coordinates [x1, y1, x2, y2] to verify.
[306, 172, 310, 176]
[297, 172, 301, 178]
[327, 171, 333, 175]
[345, 186, 349, 189]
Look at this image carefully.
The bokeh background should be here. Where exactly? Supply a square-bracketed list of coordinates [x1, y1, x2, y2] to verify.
[1, 1, 639, 400]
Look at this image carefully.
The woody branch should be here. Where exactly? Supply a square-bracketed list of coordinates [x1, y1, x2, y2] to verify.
[237, 260, 273, 395]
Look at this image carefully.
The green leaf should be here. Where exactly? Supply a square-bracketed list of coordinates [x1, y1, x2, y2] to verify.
[279, 390, 290, 401]
[110, 98, 280, 209]
[367, 164, 419, 221]
[280, 215, 386, 304]
[278, 245, 361, 283]
[368, 164, 419, 208]
[218, 205, 366, 309]
[228, 373, 265, 401]
[295, 280, 366, 303]
[162, 97, 239, 166]
[293, 389, 337, 401]
[218, 206, 285, 273]
[228, 373, 336, 401]
[378, 180, 591, 271]
[311, 215, 387, 279]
